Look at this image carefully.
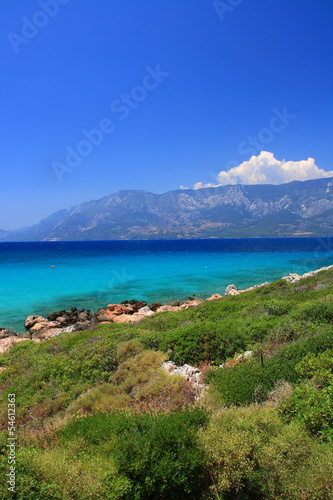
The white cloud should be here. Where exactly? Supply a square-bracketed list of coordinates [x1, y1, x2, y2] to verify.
[185, 151, 333, 189]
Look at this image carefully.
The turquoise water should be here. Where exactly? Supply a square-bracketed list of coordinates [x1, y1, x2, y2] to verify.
[0, 238, 332, 332]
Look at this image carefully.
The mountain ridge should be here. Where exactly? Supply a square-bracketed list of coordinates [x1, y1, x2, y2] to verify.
[2, 177, 333, 240]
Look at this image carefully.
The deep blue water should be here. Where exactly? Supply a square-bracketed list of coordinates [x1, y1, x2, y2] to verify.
[1, 238, 332, 333]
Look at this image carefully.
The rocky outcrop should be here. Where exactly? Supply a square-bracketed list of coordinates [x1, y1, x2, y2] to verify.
[24, 307, 95, 339]
[156, 299, 203, 313]
[162, 361, 206, 400]
[24, 315, 62, 334]
[0, 328, 17, 339]
[48, 307, 93, 328]
[282, 273, 301, 283]
[0, 336, 31, 355]
[95, 304, 135, 322]
[120, 299, 148, 312]
[282, 265, 333, 282]
[150, 302, 162, 311]
[225, 284, 240, 296]
[220, 350, 253, 368]
[110, 306, 155, 323]
[206, 293, 223, 301]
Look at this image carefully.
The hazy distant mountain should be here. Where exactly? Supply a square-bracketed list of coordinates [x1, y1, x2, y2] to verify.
[2, 177, 333, 241]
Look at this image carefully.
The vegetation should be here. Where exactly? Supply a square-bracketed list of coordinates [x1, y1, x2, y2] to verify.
[0, 268, 333, 498]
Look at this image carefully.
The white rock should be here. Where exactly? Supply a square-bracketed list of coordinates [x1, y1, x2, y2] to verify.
[225, 284, 239, 296]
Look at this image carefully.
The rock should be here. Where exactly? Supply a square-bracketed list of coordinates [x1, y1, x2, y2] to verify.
[0, 336, 31, 355]
[131, 300, 148, 312]
[25, 315, 45, 330]
[162, 361, 177, 372]
[235, 350, 253, 361]
[55, 317, 67, 325]
[123, 299, 148, 311]
[111, 307, 154, 324]
[282, 273, 301, 283]
[161, 361, 205, 400]
[243, 282, 270, 292]
[39, 324, 78, 340]
[156, 300, 201, 313]
[23, 309, 95, 341]
[112, 313, 143, 323]
[75, 319, 96, 331]
[107, 304, 134, 315]
[156, 305, 181, 313]
[225, 284, 239, 296]
[179, 299, 202, 309]
[47, 310, 66, 321]
[24, 315, 61, 333]
[0, 328, 17, 339]
[206, 293, 222, 301]
[95, 304, 135, 322]
[137, 306, 154, 316]
[150, 302, 162, 311]
[29, 320, 61, 334]
[47, 309, 79, 326]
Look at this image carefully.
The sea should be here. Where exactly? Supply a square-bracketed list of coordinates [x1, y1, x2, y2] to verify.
[1, 237, 333, 333]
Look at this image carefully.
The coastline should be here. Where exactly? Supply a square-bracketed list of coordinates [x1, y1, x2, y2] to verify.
[1, 263, 332, 354]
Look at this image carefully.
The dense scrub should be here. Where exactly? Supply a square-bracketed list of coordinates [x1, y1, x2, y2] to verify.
[0, 268, 333, 498]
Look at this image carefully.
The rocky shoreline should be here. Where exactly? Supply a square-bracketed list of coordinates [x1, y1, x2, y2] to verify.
[1, 264, 332, 354]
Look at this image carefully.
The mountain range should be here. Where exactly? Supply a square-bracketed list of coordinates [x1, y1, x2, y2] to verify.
[2, 177, 333, 241]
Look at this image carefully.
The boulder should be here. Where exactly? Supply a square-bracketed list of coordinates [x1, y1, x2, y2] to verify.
[137, 306, 154, 316]
[225, 284, 239, 296]
[0, 328, 17, 339]
[282, 273, 301, 283]
[156, 304, 181, 313]
[121, 299, 148, 312]
[243, 282, 270, 292]
[47, 307, 93, 326]
[95, 304, 134, 322]
[107, 304, 134, 314]
[111, 306, 154, 324]
[149, 302, 162, 311]
[235, 350, 253, 361]
[24, 315, 61, 333]
[78, 310, 92, 322]
[179, 299, 202, 309]
[0, 336, 30, 355]
[38, 324, 78, 340]
[47, 310, 67, 321]
[206, 293, 222, 301]
[131, 300, 148, 312]
[161, 361, 205, 400]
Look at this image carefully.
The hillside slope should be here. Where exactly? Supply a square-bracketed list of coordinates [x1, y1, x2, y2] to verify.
[0, 267, 333, 498]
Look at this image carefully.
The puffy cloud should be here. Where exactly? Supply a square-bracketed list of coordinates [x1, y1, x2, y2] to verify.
[186, 151, 333, 189]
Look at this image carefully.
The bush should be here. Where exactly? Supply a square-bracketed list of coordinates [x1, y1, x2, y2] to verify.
[60, 409, 209, 499]
[293, 302, 333, 323]
[200, 406, 333, 499]
[208, 330, 333, 405]
[280, 349, 333, 440]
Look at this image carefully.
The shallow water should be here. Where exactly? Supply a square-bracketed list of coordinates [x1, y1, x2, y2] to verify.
[0, 238, 332, 332]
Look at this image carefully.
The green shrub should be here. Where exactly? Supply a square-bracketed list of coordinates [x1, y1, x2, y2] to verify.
[208, 330, 333, 405]
[280, 349, 333, 440]
[60, 409, 209, 499]
[293, 302, 333, 323]
[200, 405, 333, 499]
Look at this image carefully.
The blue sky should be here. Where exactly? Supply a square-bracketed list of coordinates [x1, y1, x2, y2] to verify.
[1, 0, 332, 229]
